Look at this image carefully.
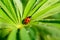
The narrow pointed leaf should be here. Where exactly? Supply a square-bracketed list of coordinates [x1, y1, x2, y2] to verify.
[20, 28, 31, 40]
[1, 0, 18, 23]
[23, 0, 36, 19]
[38, 5, 60, 19]
[31, 3, 60, 20]
[7, 29, 17, 40]
[38, 19, 60, 24]
[31, 22, 60, 40]
[13, 0, 22, 23]
[0, 7, 14, 24]
[0, 1, 16, 23]
[37, 0, 59, 11]
[20, 0, 28, 10]
[13, 0, 23, 18]
[28, 0, 47, 16]
[46, 13, 60, 19]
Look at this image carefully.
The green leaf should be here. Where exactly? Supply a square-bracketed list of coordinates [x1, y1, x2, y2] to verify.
[0, 0, 18, 23]
[7, 29, 17, 40]
[46, 13, 60, 19]
[20, 0, 28, 10]
[0, 7, 14, 24]
[28, 0, 47, 17]
[13, 0, 23, 23]
[37, 0, 59, 12]
[38, 5, 60, 19]
[1, 28, 11, 38]
[0, 22, 17, 38]
[13, 0, 23, 18]
[22, 0, 36, 19]
[0, 0, 60, 40]
[31, 22, 60, 40]
[31, 2, 60, 21]
[0, 30, 1, 37]
[20, 28, 31, 40]
[0, 1, 16, 23]
[28, 27, 38, 40]
[37, 19, 60, 24]
[0, 17, 9, 24]
[29, 28, 36, 40]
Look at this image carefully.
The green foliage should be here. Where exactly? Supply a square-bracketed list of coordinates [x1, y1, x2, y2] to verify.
[7, 29, 17, 40]
[20, 28, 31, 40]
[0, 0, 60, 40]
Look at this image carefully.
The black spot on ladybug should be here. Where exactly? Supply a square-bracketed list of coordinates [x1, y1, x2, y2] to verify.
[22, 16, 31, 24]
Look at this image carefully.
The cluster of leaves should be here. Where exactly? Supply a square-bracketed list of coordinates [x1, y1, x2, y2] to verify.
[0, 0, 60, 40]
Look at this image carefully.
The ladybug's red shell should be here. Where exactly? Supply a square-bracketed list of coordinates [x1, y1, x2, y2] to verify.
[24, 17, 31, 24]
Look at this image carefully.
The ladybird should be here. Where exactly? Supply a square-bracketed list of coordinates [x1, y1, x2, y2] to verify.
[22, 16, 31, 24]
